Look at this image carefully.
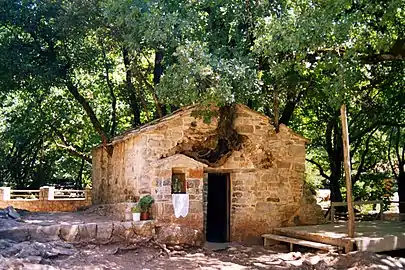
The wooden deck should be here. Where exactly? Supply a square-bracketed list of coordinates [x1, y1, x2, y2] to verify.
[265, 221, 405, 253]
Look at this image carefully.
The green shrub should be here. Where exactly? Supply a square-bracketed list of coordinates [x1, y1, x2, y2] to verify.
[138, 195, 154, 212]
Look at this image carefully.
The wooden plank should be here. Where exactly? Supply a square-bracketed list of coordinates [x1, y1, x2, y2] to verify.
[272, 227, 351, 249]
[262, 234, 338, 251]
[340, 104, 355, 240]
[331, 200, 382, 207]
[203, 168, 256, 173]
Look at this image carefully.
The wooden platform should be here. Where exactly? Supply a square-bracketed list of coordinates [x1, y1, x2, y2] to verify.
[264, 221, 405, 253]
[262, 234, 339, 252]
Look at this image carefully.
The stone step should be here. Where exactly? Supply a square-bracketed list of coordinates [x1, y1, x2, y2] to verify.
[262, 233, 339, 252]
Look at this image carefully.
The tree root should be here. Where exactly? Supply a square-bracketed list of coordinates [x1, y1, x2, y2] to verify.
[173, 104, 245, 167]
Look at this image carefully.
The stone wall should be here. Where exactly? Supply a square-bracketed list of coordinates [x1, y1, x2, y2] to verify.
[150, 154, 206, 234]
[92, 108, 218, 204]
[92, 104, 323, 243]
[0, 187, 92, 212]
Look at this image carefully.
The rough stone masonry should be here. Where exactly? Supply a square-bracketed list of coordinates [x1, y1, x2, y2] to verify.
[91, 104, 324, 243]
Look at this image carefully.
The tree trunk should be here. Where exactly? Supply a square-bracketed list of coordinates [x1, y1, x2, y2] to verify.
[326, 113, 344, 203]
[398, 171, 405, 214]
[279, 89, 307, 126]
[122, 47, 142, 126]
[329, 175, 343, 202]
[153, 49, 164, 118]
[273, 87, 279, 132]
[76, 158, 85, 189]
[100, 41, 117, 138]
[66, 81, 109, 147]
[177, 104, 245, 167]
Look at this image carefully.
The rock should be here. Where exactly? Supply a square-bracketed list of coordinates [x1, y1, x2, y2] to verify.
[132, 221, 155, 237]
[60, 225, 79, 242]
[155, 224, 202, 246]
[96, 222, 113, 241]
[0, 227, 30, 242]
[308, 255, 322, 265]
[16, 243, 43, 258]
[1, 242, 24, 257]
[279, 252, 301, 261]
[313, 259, 329, 270]
[77, 223, 97, 241]
[29, 225, 61, 242]
[0, 239, 14, 250]
[289, 185, 325, 226]
[22, 256, 43, 264]
[5, 206, 21, 220]
[45, 244, 75, 258]
[12, 241, 76, 260]
[0, 210, 8, 219]
[110, 221, 154, 243]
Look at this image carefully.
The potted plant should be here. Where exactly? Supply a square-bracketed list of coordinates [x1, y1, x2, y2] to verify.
[131, 203, 141, 222]
[138, 195, 154, 220]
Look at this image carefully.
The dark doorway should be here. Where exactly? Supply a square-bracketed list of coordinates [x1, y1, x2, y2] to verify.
[206, 173, 230, 242]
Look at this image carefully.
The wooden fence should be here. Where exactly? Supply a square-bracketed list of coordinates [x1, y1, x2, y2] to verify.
[0, 186, 92, 212]
[329, 200, 405, 223]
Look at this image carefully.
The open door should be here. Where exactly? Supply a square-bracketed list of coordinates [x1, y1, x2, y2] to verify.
[206, 173, 230, 242]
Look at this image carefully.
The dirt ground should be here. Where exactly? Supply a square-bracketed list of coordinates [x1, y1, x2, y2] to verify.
[3, 242, 405, 270]
[1, 209, 404, 269]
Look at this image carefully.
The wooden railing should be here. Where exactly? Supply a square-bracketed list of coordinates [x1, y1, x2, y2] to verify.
[0, 186, 90, 201]
[0, 186, 92, 212]
[329, 200, 405, 223]
[10, 189, 40, 200]
[54, 189, 85, 199]
[330, 200, 384, 224]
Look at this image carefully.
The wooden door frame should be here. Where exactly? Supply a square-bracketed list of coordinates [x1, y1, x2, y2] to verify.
[206, 172, 231, 242]
[225, 173, 230, 242]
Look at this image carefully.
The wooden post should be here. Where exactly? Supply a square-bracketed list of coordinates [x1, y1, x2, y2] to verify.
[340, 104, 355, 238]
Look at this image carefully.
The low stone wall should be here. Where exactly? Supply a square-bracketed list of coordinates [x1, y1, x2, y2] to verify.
[0, 220, 154, 243]
[0, 187, 92, 212]
[0, 199, 91, 212]
[0, 220, 202, 246]
[87, 202, 137, 221]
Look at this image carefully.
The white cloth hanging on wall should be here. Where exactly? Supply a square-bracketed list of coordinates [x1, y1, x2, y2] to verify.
[172, 194, 189, 218]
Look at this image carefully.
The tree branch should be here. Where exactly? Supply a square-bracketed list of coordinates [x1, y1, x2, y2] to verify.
[362, 53, 405, 63]
[101, 40, 117, 138]
[352, 128, 377, 184]
[56, 143, 92, 163]
[122, 47, 147, 125]
[395, 128, 402, 166]
[388, 128, 399, 179]
[133, 67, 163, 118]
[306, 158, 330, 180]
[50, 124, 92, 163]
[65, 80, 109, 148]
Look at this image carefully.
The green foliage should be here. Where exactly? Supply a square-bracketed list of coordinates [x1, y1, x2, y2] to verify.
[157, 41, 259, 106]
[131, 204, 141, 213]
[0, 0, 404, 204]
[138, 195, 155, 213]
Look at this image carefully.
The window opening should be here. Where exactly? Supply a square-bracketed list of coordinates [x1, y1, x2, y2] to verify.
[171, 173, 186, 194]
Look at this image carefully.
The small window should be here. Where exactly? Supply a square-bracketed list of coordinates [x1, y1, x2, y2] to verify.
[171, 173, 186, 194]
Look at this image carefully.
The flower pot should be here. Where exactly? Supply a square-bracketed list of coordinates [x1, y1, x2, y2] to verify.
[132, 212, 140, 222]
[140, 212, 149, 220]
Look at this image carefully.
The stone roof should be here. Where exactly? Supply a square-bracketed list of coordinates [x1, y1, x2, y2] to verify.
[96, 103, 309, 148]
